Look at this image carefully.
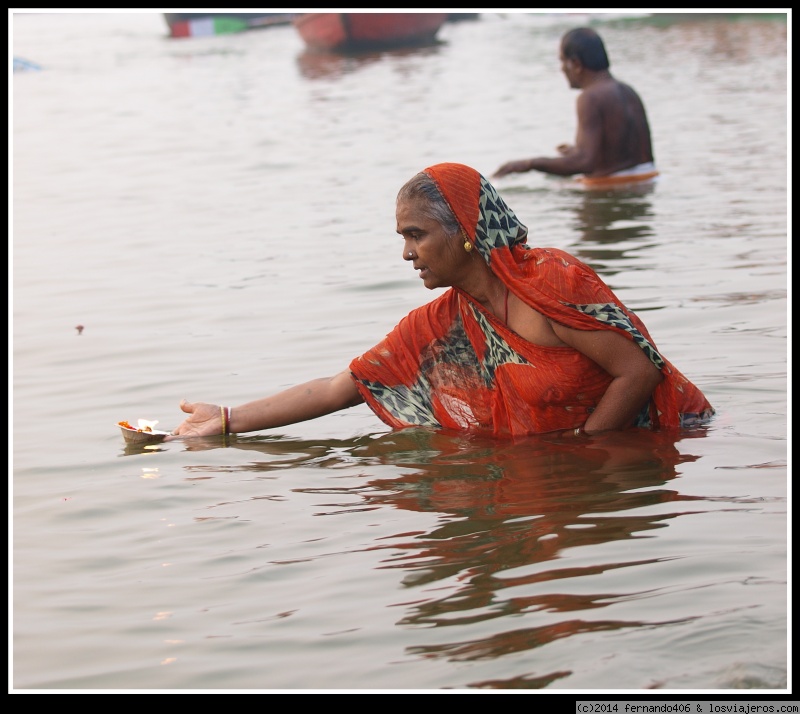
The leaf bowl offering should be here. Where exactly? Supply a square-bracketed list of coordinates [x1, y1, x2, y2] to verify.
[117, 419, 171, 445]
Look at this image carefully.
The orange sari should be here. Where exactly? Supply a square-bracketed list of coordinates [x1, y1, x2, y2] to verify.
[349, 163, 713, 438]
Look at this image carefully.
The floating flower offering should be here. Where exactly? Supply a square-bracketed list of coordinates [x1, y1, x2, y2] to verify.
[118, 419, 171, 444]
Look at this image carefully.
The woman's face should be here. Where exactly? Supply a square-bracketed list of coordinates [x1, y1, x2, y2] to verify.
[396, 197, 467, 291]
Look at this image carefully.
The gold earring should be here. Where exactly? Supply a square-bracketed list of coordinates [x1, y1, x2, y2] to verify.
[464, 240, 473, 252]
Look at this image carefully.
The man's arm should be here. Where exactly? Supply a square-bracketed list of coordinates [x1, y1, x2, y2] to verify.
[493, 92, 603, 178]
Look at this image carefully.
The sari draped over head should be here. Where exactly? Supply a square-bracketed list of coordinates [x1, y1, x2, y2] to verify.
[349, 162, 714, 438]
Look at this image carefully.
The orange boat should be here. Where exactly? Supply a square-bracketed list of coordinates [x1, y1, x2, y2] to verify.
[293, 13, 448, 52]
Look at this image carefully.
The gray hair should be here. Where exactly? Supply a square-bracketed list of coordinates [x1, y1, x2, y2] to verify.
[396, 172, 461, 237]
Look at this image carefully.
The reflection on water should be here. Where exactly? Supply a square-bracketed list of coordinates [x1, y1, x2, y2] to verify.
[171, 427, 718, 689]
[572, 184, 656, 243]
[296, 43, 443, 80]
[362, 431, 704, 689]
[568, 184, 657, 274]
[173, 429, 709, 570]
[296, 49, 380, 81]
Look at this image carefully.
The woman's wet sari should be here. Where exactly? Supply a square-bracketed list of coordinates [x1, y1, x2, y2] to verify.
[349, 163, 713, 438]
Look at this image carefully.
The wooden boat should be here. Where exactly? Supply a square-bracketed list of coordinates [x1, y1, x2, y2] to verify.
[293, 13, 448, 52]
[163, 13, 298, 39]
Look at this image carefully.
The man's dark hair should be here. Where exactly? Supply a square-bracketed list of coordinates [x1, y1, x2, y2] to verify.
[561, 27, 610, 71]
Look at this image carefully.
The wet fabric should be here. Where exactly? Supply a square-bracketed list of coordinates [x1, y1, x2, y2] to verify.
[577, 161, 659, 188]
[349, 162, 713, 438]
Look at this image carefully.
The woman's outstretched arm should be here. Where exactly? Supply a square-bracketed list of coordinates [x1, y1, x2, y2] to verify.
[168, 369, 364, 439]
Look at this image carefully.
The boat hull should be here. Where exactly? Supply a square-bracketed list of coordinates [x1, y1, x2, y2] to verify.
[293, 13, 448, 52]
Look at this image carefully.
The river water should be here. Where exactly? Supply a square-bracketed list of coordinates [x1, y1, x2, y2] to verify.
[11, 11, 789, 692]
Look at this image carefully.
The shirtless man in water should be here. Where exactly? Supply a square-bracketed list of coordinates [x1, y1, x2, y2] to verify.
[494, 27, 656, 181]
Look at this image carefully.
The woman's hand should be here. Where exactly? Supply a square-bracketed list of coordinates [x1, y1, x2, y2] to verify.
[167, 399, 223, 439]
[560, 425, 590, 438]
[165, 371, 364, 441]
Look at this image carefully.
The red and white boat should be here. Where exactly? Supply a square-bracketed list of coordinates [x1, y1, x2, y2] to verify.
[293, 13, 448, 52]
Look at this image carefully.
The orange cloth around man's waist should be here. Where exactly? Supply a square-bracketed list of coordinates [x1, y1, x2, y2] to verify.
[577, 162, 659, 188]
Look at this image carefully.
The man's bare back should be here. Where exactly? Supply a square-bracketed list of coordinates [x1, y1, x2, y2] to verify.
[572, 75, 654, 177]
[494, 28, 655, 180]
